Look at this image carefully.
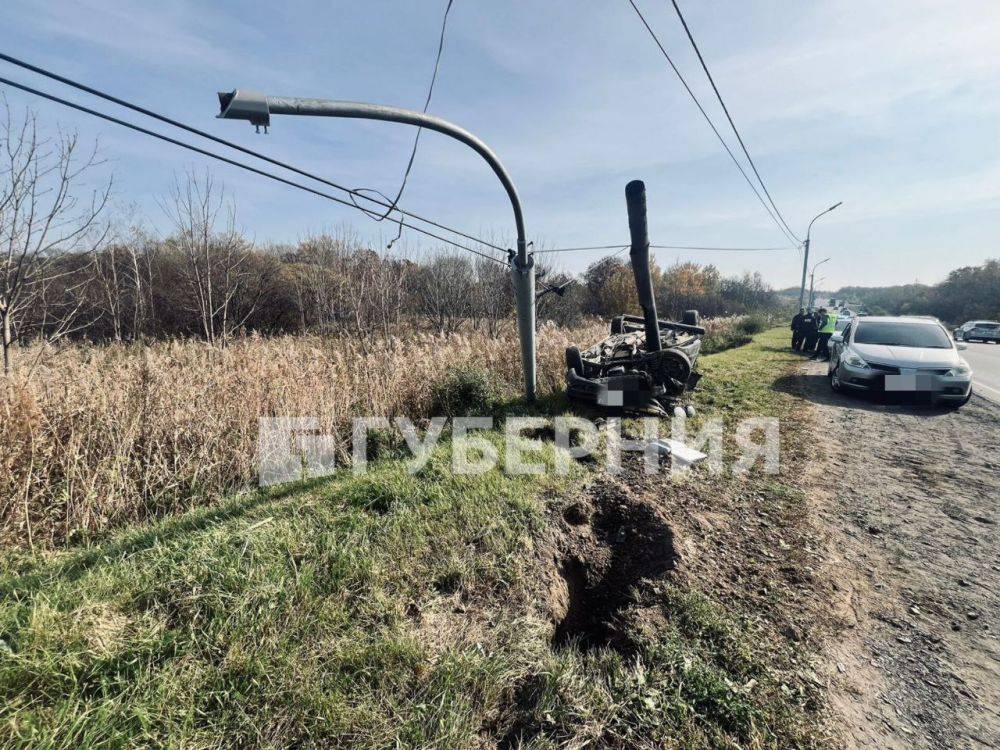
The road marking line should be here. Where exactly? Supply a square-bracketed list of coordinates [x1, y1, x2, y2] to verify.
[974, 380, 1000, 402]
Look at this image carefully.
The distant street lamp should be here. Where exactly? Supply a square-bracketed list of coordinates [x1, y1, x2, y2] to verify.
[809, 257, 830, 308]
[798, 202, 842, 311]
[216, 90, 537, 400]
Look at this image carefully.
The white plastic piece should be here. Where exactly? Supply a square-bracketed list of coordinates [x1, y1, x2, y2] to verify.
[651, 439, 707, 469]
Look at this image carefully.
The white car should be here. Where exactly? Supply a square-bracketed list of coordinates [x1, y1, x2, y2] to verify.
[953, 320, 1000, 343]
[828, 316, 973, 407]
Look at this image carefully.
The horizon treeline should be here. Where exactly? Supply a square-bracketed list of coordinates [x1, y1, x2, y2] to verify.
[834, 259, 1000, 323]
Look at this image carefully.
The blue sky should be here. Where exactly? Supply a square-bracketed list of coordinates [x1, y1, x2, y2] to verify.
[3, 0, 999, 288]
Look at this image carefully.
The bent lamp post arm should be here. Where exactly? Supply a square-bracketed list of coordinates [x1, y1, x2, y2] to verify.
[217, 90, 536, 400]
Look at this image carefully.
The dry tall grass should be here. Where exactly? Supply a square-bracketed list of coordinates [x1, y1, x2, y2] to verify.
[1, 322, 604, 548]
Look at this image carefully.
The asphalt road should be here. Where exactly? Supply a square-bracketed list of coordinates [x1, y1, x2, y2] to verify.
[961, 340, 1000, 403]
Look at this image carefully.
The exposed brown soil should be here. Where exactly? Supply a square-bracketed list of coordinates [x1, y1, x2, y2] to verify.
[543, 475, 680, 653]
[794, 362, 1000, 749]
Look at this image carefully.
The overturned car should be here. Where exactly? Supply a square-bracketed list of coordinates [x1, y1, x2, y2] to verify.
[565, 313, 704, 414]
[565, 180, 705, 415]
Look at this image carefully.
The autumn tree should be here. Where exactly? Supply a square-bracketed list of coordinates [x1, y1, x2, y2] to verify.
[583, 256, 640, 316]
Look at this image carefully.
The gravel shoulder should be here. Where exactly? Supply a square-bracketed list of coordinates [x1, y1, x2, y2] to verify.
[795, 361, 1000, 749]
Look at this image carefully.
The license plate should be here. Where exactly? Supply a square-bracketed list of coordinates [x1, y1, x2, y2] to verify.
[885, 374, 933, 391]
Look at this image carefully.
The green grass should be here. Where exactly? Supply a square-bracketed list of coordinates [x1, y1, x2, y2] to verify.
[0, 328, 829, 749]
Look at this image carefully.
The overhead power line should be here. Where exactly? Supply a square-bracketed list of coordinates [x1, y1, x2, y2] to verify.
[625, 0, 800, 247]
[0, 75, 509, 267]
[535, 243, 795, 254]
[354, 0, 456, 249]
[667, 0, 800, 243]
[0, 51, 505, 255]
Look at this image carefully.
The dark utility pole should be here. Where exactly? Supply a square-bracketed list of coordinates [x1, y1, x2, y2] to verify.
[625, 180, 661, 352]
[217, 90, 537, 400]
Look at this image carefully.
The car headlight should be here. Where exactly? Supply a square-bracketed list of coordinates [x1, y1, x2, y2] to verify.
[843, 350, 869, 369]
[946, 361, 972, 377]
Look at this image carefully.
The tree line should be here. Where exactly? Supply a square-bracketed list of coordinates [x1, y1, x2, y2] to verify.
[2, 104, 785, 373]
[836, 259, 1000, 324]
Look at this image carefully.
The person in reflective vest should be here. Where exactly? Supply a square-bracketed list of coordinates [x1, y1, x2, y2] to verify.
[812, 308, 838, 361]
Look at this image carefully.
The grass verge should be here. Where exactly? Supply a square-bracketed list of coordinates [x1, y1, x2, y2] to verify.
[0, 328, 834, 749]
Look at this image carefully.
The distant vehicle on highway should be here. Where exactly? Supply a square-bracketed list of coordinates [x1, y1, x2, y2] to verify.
[953, 320, 1000, 343]
[828, 316, 973, 407]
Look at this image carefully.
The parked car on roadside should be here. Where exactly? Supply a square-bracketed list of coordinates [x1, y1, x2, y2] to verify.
[828, 316, 973, 407]
[953, 320, 1000, 343]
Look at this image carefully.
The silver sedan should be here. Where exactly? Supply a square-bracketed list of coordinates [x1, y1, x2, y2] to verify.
[828, 316, 973, 407]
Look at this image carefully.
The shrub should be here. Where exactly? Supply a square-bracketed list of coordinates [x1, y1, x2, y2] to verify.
[430, 364, 507, 417]
[699, 315, 769, 355]
[739, 314, 769, 336]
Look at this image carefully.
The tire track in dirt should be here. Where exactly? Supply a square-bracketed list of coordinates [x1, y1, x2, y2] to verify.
[799, 362, 1000, 749]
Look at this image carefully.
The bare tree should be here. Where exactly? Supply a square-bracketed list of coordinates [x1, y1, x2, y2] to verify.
[160, 170, 256, 347]
[90, 207, 153, 341]
[472, 257, 512, 335]
[351, 247, 410, 341]
[0, 101, 111, 374]
[410, 252, 475, 335]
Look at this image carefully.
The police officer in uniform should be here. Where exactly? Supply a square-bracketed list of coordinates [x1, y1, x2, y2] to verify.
[802, 309, 818, 354]
[791, 308, 806, 351]
[812, 308, 837, 361]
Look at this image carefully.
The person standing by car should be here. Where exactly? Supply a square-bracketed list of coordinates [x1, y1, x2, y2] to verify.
[791, 308, 807, 350]
[812, 308, 838, 360]
[801, 309, 817, 354]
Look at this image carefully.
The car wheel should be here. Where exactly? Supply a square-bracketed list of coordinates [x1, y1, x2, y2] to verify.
[565, 346, 584, 376]
[944, 390, 972, 409]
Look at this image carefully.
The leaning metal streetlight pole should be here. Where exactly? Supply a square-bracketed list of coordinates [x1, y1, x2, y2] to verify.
[798, 202, 842, 311]
[216, 90, 536, 400]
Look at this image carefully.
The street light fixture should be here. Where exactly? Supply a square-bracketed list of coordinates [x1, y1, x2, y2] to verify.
[217, 90, 537, 400]
[809, 274, 827, 308]
[798, 202, 842, 311]
[808, 257, 830, 309]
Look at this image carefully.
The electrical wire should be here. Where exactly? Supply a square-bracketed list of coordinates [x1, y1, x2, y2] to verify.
[352, 0, 455, 250]
[0, 74, 509, 267]
[538, 246, 629, 258]
[535, 243, 795, 253]
[625, 0, 801, 247]
[0, 50, 506, 255]
[667, 0, 800, 243]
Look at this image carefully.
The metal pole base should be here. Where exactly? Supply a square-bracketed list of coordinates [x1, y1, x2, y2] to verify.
[511, 252, 536, 402]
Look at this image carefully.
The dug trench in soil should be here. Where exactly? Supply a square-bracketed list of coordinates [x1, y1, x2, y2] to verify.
[543, 475, 680, 653]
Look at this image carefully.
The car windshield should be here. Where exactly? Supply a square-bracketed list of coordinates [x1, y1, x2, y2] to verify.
[854, 322, 952, 348]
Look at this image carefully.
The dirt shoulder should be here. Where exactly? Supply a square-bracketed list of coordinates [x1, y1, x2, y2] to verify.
[789, 361, 1000, 749]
